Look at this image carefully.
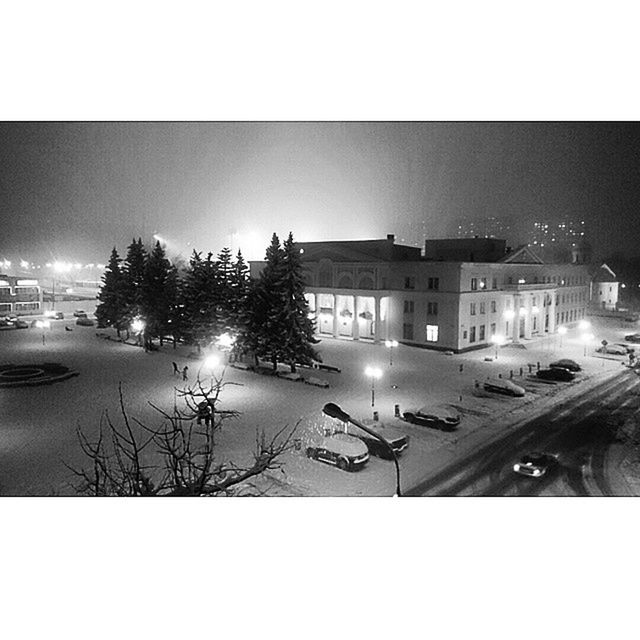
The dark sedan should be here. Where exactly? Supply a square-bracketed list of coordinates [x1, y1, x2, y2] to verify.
[624, 333, 640, 343]
[549, 358, 581, 372]
[536, 368, 576, 382]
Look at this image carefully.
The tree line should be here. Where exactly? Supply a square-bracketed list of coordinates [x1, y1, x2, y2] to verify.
[95, 232, 320, 371]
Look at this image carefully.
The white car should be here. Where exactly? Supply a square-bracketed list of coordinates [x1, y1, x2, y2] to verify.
[483, 378, 525, 397]
[596, 344, 627, 355]
[306, 433, 369, 471]
[513, 453, 559, 477]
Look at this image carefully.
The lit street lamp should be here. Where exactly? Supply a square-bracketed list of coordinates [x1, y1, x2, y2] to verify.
[384, 339, 398, 366]
[557, 325, 567, 349]
[323, 402, 402, 497]
[131, 317, 145, 346]
[203, 354, 220, 384]
[35, 319, 50, 345]
[364, 366, 382, 407]
[578, 319, 591, 332]
[490, 333, 505, 359]
[582, 332, 594, 357]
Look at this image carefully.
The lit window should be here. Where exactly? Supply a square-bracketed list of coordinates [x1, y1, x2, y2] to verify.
[426, 324, 438, 342]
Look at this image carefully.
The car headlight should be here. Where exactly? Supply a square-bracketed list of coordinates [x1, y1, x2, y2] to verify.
[533, 469, 541, 476]
[513, 464, 520, 472]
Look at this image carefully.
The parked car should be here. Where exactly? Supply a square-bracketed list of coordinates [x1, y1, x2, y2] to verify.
[624, 333, 640, 343]
[73, 309, 87, 318]
[75, 317, 95, 326]
[549, 358, 581, 372]
[45, 310, 64, 320]
[14, 319, 29, 329]
[306, 433, 369, 471]
[346, 425, 410, 459]
[483, 378, 525, 397]
[536, 367, 575, 382]
[402, 405, 461, 431]
[614, 343, 635, 354]
[596, 344, 627, 355]
[513, 452, 559, 478]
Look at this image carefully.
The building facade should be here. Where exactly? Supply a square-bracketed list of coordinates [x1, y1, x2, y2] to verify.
[250, 236, 591, 353]
[0, 274, 43, 316]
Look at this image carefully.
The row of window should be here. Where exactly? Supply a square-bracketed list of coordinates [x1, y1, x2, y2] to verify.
[557, 308, 585, 324]
[470, 301, 498, 315]
[402, 323, 439, 342]
[403, 300, 439, 315]
[404, 277, 441, 290]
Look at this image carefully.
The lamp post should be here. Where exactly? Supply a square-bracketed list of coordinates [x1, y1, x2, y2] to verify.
[131, 317, 145, 347]
[323, 402, 402, 497]
[364, 366, 382, 407]
[384, 339, 398, 366]
[490, 333, 505, 359]
[582, 332, 594, 357]
[35, 319, 50, 345]
[557, 325, 567, 349]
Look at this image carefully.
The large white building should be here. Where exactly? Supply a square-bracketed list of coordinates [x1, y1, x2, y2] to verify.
[250, 235, 591, 353]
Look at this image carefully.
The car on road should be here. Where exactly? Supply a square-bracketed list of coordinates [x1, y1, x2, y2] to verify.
[549, 358, 581, 372]
[402, 405, 461, 431]
[513, 452, 559, 478]
[346, 425, 410, 459]
[536, 367, 576, 382]
[306, 433, 369, 471]
[45, 310, 65, 320]
[624, 333, 640, 343]
[596, 344, 627, 355]
[73, 309, 87, 318]
[75, 317, 95, 326]
[614, 343, 635, 354]
[14, 319, 29, 329]
[483, 378, 525, 397]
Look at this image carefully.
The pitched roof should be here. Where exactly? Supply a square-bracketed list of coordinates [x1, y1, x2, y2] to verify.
[497, 244, 544, 264]
[591, 263, 618, 282]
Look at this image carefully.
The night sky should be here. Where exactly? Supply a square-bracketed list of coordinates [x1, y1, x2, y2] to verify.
[1, 122, 639, 263]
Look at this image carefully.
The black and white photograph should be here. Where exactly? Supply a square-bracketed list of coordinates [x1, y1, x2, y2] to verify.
[2, 3, 640, 639]
[3, 120, 640, 499]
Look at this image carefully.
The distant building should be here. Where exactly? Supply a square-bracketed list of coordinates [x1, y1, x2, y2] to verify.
[589, 263, 619, 311]
[449, 214, 517, 242]
[0, 274, 43, 316]
[250, 235, 591, 353]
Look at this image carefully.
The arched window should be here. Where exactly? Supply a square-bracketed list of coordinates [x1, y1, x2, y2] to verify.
[337, 273, 353, 289]
[358, 275, 374, 290]
[318, 260, 333, 287]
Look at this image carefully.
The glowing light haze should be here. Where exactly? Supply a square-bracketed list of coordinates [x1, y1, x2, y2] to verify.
[1, 122, 639, 263]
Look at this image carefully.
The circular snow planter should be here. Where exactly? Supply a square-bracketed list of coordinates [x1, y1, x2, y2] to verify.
[0, 363, 79, 388]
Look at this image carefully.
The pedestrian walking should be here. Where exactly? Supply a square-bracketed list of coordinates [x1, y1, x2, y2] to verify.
[172, 361, 179, 376]
[182, 365, 189, 381]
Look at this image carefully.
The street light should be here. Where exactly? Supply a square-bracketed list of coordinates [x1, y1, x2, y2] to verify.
[578, 319, 591, 331]
[384, 339, 399, 366]
[35, 319, 50, 345]
[557, 325, 567, 348]
[582, 332, 594, 357]
[490, 333, 505, 359]
[364, 366, 382, 407]
[322, 402, 401, 497]
[131, 317, 145, 346]
[203, 354, 220, 385]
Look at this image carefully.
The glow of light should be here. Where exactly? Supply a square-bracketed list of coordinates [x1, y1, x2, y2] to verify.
[204, 354, 220, 370]
[519, 307, 527, 316]
[3, 259, 10, 268]
[65, 288, 73, 294]
[365, 366, 382, 380]
[35, 320, 50, 329]
[131, 318, 145, 333]
[97, 264, 105, 269]
[578, 320, 591, 331]
[491, 333, 506, 346]
[531, 305, 539, 313]
[74, 263, 82, 270]
[45, 263, 52, 268]
[582, 332, 594, 344]
[503, 309, 515, 320]
[20, 260, 29, 268]
[385, 339, 399, 348]
[53, 261, 72, 273]
[518, 278, 526, 284]
[558, 326, 568, 335]
[621, 284, 626, 289]
[215, 332, 236, 349]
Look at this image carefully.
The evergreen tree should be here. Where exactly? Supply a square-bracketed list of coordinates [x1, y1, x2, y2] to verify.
[215, 247, 235, 334]
[229, 249, 250, 334]
[95, 247, 127, 336]
[142, 241, 173, 347]
[122, 237, 148, 330]
[276, 232, 320, 372]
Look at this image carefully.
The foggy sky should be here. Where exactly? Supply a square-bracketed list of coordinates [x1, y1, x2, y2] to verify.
[1, 122, 639, 263]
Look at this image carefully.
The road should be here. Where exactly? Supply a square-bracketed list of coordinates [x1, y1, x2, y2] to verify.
[406, 369, 640, 496]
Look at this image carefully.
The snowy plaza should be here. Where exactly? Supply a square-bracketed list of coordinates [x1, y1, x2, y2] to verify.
[0, 311, 632, 496]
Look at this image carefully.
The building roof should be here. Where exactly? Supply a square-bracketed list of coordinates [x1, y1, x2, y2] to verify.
[295, 235, 421, 263]
[498, 244, 544, 264]
[591, 263, 618, 282]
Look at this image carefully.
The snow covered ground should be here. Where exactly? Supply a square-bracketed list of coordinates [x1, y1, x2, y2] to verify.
[0, 314, 634, 496]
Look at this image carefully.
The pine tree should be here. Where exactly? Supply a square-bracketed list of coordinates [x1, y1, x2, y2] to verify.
[215, 247, 235, 334]
[229, 249, 250, 334]
[95, 247, 127, 336]
[276, 232, 320, 372]
[142, 241, 173, 347]
[122, 238, 148, 330]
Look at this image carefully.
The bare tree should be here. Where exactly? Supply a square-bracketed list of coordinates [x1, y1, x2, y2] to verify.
[66, 374, 297, 496]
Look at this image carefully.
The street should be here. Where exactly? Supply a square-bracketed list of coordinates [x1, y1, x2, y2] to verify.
[406, 369, 640, 496]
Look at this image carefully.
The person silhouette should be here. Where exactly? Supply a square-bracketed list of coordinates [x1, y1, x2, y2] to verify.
[182, 365, 189, 381]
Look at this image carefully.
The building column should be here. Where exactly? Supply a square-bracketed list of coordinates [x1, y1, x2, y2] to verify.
[512, 295, 520, 343]
[353, 295, 360, 340]
[548, 291, 556, 333]
[524, 296, 532, 339]
[332, 294, 339, 338]
[373, 295, 381, 344]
